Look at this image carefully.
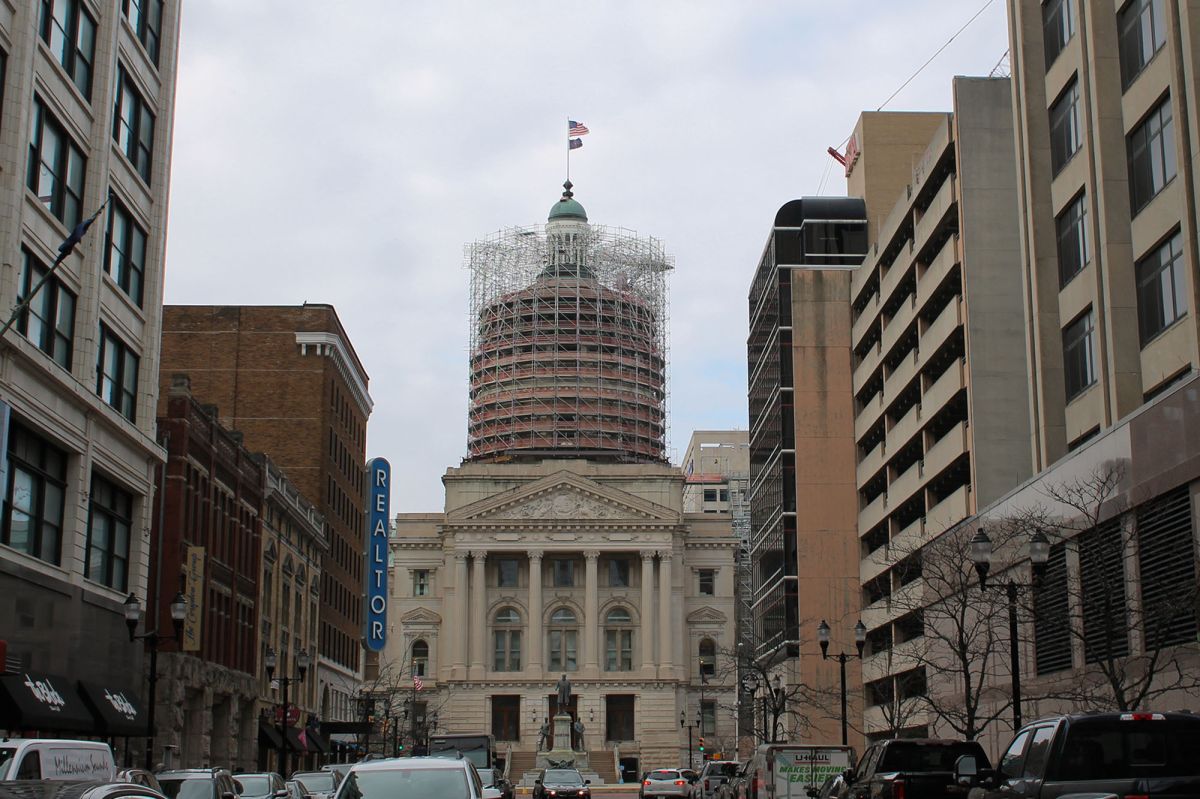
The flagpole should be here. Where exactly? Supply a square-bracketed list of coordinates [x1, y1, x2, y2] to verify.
[566, 116, 571, 183]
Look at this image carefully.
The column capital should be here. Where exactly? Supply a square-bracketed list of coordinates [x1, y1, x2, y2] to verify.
[454, 551, 470, 562]
[470, 550, 489, 561]
[640, 550, 656, 563]
[528, 549, 544, 561]
[583, 549, 601, 561]
[657, 550, 673, 562]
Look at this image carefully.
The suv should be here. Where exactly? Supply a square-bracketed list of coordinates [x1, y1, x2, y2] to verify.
[157, 769, 241, 799]
[234, 773, 286, 799]
[698, 761, 739, 799]
[640, 768, 698, 798]
[332, 756, 500, 799]
[956, 711, 1200, 798]
[532, 768, 590, 799]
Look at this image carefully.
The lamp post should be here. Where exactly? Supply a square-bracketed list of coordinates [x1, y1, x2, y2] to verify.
[265, 647, 310, 777]
[680, 709, 699, 769]
[124, 590, 187, 770]
[817, 619, 867, 746]
[740, 674, 763, 744]
[969, 528, 1050, 730]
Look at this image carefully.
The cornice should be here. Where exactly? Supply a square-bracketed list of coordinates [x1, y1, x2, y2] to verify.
[295, 332, 373, 415]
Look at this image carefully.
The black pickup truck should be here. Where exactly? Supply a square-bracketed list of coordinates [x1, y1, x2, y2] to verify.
[843, 739, 989, 799]
[954, 711, 1200, 799]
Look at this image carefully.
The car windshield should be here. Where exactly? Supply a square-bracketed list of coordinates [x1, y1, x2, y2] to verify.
[477, 769, 495, 785]
[0, 748, 16, 775]
[878, 742, 984, 772]
[1053, 719, 1200, 780]
[335, 769, 468, 799]
[543, 770, 583, 785]
[295, 774, 335, 792]
[237, 777, 272, 797]
[159, 779, 217, 799]
[649, 770, 680, 781]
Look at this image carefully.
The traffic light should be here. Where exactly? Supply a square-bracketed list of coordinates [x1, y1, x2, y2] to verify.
[698, 736, 705, 753]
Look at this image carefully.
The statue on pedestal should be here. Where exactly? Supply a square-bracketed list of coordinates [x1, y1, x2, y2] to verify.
[556, 674, 572, 712]
[537, 719, 550, 751]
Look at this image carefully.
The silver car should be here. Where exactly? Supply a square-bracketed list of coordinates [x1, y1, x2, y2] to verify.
[332, 757, 500, 799]
[640, 769, 698, 799]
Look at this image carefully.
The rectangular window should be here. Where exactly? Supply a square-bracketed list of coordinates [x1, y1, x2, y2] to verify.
[703, 488, 718, 502]
[96, 325, 140, 421]
[1136, 486, 1198, 648]
[27, 97, 86, 229]
[1056, 192, 1089, 286]
[1080, 520, 1130, 663]
[1128, 96, 1177, 214]
[700, 700, 717, 736]
[113, 65, 155, 182]
[1042, 0, 1076, 67]
[698, 569, 716, 595]
[39, 0, 96, 98]
[493, 630, 521, 672]
[1049, 79, 1082, 173]
[605, 695, 635, 742]
[105, 198, 147, 306]
[123, 0, 164, 65]
[17, 249, 75, 369]
[412, 569, 429, 596]
[719, 489, 729, 502]
[491, 695, 520, 742]
[548, 630, 578, 671]
[1136, 231, 1187, 344]
[497, 558, 519, 588]
[1062, 309, 1096, 400]
[552, 558, 574, 587]
[86, 473, 133, 591]
[608, 558, 630, 587]
[1, 420, 68, 565]
[604, 629, 632, 671]
[1119, 0, 1167, 89]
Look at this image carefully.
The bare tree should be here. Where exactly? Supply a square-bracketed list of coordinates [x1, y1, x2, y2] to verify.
[714, 642, 819, 745]
[359, 659, 449, 755]
[1008, 463, 1200, 711]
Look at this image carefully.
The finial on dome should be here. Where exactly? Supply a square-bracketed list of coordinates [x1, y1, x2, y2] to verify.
[549, 181, 587, 222]
[562, 180, 574, 199]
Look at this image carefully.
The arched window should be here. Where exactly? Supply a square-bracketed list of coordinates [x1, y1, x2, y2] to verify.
[411, 639, 429, 677]
[494, 607, 522, 672]
[699, 638, 716, 678]
[548, 607, 578, 671]
[605, 608, 634, 671]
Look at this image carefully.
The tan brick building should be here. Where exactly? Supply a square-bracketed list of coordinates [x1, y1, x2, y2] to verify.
[159, 305, 373, 723]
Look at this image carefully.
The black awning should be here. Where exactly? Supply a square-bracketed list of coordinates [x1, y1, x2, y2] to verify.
[259, 721, 284, 749]
[304, 729, 328, 753]
[320, 720, 371, 735]
[0, 671, 95, 733]
[77, 680, 145, 737]
[286, 726, 305, 752]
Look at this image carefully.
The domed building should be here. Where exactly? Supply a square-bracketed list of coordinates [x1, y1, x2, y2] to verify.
[383, 186, 738, 782]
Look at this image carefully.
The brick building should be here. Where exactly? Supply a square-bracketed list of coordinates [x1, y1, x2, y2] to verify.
[159, 305, 373, 723]
[151, 376, 264, 770]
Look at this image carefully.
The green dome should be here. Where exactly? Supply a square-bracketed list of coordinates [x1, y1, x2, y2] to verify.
[548, 180, 587, 221]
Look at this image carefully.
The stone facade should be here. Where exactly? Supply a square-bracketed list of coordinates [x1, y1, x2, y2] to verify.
[385, 458, 739, 778]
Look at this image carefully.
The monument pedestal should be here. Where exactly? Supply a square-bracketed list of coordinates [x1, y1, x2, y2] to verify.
[534, 713, 590, 771]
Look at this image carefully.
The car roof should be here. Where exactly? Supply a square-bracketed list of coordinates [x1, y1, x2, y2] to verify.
[349, 758, 471, 772]
[157, 771, 227, 779]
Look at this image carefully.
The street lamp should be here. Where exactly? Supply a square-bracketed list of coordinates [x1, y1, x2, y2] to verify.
[817, 619, 866, 746]
[124, 591, 187, 770]
[265, 647, 310, 776]
[680, 709, 699, 769]
[969, 528, 1050, 729]
[740, 673, 767, 743]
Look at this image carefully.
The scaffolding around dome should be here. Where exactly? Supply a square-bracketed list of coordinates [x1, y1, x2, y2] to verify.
[465, 224, 673, 462]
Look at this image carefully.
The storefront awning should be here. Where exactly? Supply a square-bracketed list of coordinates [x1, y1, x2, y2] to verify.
[259, 721, 285, 750]
[286, 726, 305, 752]
[303, 729, 328, 753]
[77, 681, 144, 737]
[0, 671, 95, 733]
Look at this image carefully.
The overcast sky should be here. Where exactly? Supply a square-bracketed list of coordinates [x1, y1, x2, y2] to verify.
[164, 0, 1010, 512]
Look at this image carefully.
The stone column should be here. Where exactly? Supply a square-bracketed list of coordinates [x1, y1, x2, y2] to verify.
[583, 550, 600, 676]
[452, 551, 469, 676]
[470, 550, 488, 679]
[658, 550, 674, 678]
[640, 551, 657, 677]
[527, 550, 544, 676]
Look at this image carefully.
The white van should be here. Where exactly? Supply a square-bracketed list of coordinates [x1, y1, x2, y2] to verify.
[745, 744, 855, 799]
[0, 739, 116, 781]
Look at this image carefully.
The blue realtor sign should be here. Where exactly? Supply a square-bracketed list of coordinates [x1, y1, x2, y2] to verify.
[365, 457, 390, 652]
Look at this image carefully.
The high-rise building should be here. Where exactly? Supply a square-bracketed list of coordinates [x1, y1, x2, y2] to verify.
[158, 304, 373, 724]
[0, 1, 181, 754]
[386, 186, 737, 780]
[1007, 0, 1200, 466]
[844, 79, 1033, 739]
[746, 196, 868, 747]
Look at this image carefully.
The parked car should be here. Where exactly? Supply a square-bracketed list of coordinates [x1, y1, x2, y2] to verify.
[955, 710, 1200, 798]
[233, 774, 285, 799]
[0, 782, 167, 799]
[698, 761, 739, 799]
[331, 756, 498, 799]
[283, 781, 305, 799]
[288, 772, 337, 799]
[532, 768, 590, 799]
[843, 739, 988, 799]
[318, 766, 350, 786]
[807, 773, 847, 799]
[640, 768, 698, 799]
[475, 769, 513, 799]
[115, 769, 162, 792]
[0, 740, 116, 781]
[713, 762, 751, 799]
[157, 769, 242, 799]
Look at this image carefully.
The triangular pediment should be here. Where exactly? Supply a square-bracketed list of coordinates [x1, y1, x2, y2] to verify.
[400, 607, 442, 625]
[449, 470, 677, 524]
[687, 606, 727, 625]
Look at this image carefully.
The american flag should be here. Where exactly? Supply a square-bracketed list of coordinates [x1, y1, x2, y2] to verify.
[568, 120, 589, 137]
[413, 674, 423, 692]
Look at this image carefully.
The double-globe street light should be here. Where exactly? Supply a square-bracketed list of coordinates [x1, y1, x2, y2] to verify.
[817, 619, 867, 746]
[124, 590, 188, 769]
[969, 528, 1050, 730]
[265, 648, 310, 776]
[740, 673, 784, 743]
